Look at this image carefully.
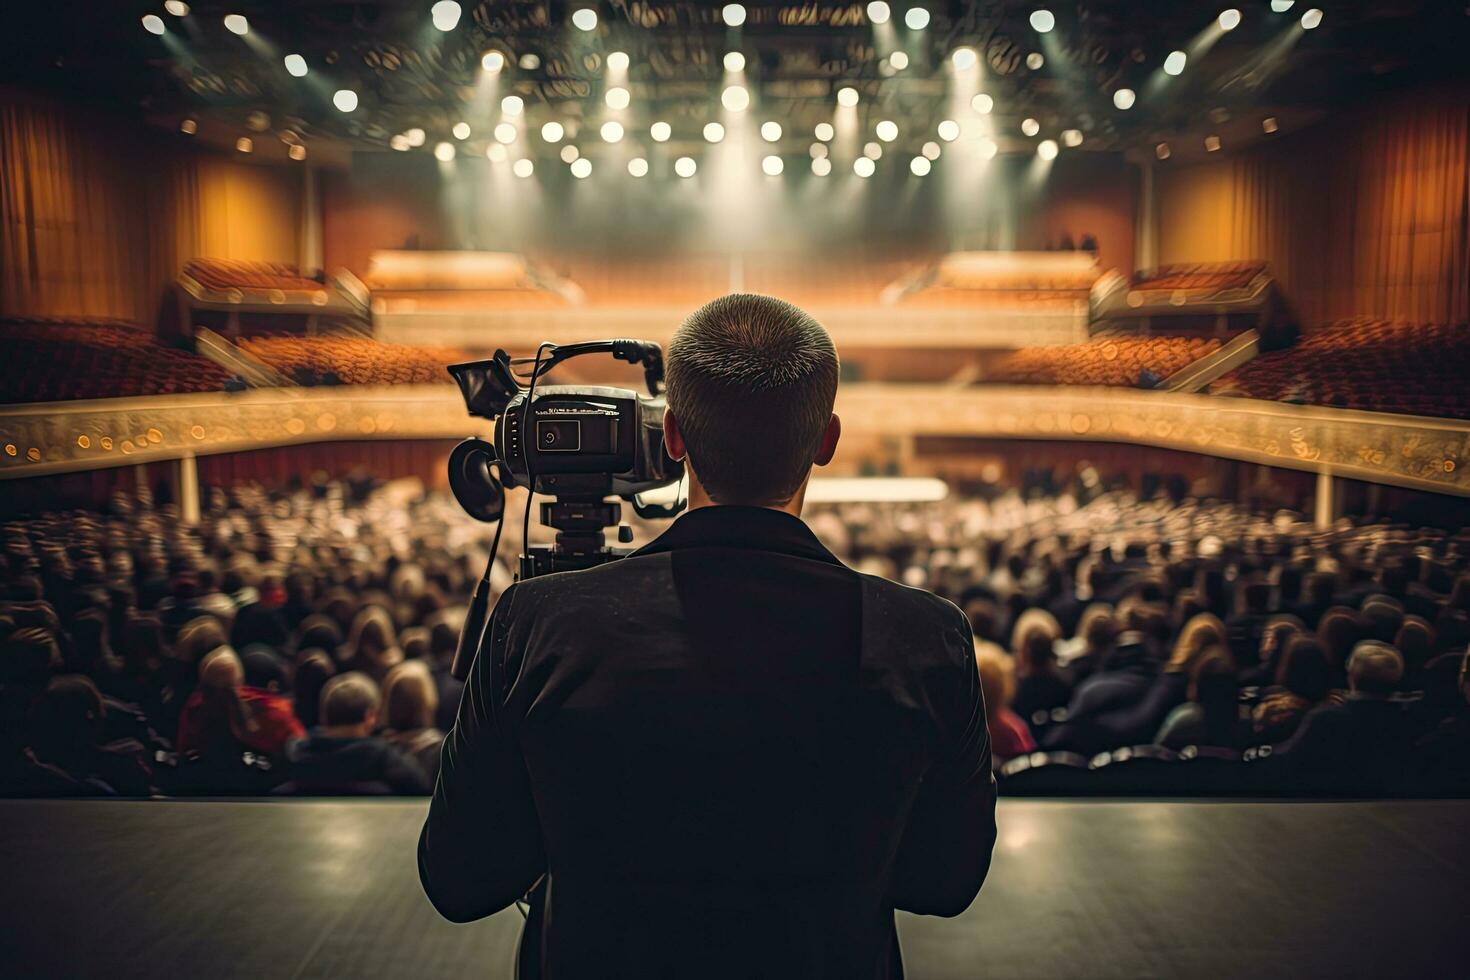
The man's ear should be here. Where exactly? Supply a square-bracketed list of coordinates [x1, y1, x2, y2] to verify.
[814, 414, 841, 467]
[663, 408, 687, 462]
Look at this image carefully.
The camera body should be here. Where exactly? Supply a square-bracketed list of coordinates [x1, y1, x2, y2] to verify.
[492, 384, 681, 497]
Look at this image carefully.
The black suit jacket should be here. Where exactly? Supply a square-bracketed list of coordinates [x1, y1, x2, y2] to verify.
[419, 506, 995, 978]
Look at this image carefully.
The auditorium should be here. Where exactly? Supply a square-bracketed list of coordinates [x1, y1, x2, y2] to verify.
[1, 1, 1468, 977]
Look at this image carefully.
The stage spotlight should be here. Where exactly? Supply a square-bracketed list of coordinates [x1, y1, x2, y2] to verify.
[434, 141, 455, 161]
[236, 137, 253, 153]
[333, 89, 358, 112]
[223, 13, 248, 35]
[761, 155, 783, 176]
[164, 1, 189, 15]
[810, 142, 829, 159]
[971, 93, 993, 114]
[572, 8, 597, 31]
[1113, 88, 1136, 110]
[560, 145, 580, 163]
[650, 121, 672, 142]
[675, 156, 697, 178]
[1030, 8, 1056, 33]
[1205, 134, 1222, 152]
[921, 141, 940, 160]
[502, 95, 524, 115]
[1218, 8, 1241, 31]
[815, 122, 835, 141]
[704, 122, 725, 142]
[905, 7, 930, 30]
[1262, 116, 1279, 134]
[978, 137, 998, 159]
[864, 141, 882, 160]
[601, 120, 625, 143]
[1021, 117, 1040, 136]
[289, 144, 308, 161]
[452, 122, 471, 140]
[513, 158, 534, 178]
[1301, 8, 1322, 28]
[723, 51, 746, 72]
[495, 122, 517, 144]
[1155, 142, 1171, 159]
[812, 157, 832, 176]
[284, 54, 308, 77]
[1061, 128, 1083, 147]
[837, 86, 859, 107]
[876, 120, 898, 142]
[867, 2, 891, 25]
[571, 157, 593, 178]
[482, 50, 505, 72]
[952, 47, 977, 71]
[180, 118, 198, 135]
[606, 87, 630, 110]
[722, 86, 750, 112]
[761, 121, 782, 141]
[607, 51, 630, 72]
[722, 4, 746, 27]
[1037, 139, 1058, 160]
[141, 14, 165, 35]
[1270, 0, 1294, 10]
[1026, 52, 1045, 70]
[405, 127, 426, 147]
[487, 143, 508, 162]
[937, 119, 960, 141]
[1164, 50, 1187, 76]
[628, 157, 649, 177]
[431, 1, 461, 31]
[541, 121, 565, 143]
[520, 53, 540, 70]
[390, 134, 410, 151]
[854, 157, 876, 177]
[889, 51, 909, 70]
[910, 156, 932, 176]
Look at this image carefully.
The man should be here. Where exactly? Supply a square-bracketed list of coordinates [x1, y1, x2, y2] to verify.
[284, 671, 430, 795]
[420, 294, 995, 978]
[1278, 640, 1412, 794]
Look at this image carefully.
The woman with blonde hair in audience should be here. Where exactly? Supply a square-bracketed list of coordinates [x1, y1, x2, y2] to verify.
[344, 604, 403, 683]
[1009, 608, 1071, 722]
[974, 641, 1036, 767]
[382, 660, 444, 781]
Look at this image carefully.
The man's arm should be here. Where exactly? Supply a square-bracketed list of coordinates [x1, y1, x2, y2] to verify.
[892, 608, 997, 917]
[418, 585, 546, 922]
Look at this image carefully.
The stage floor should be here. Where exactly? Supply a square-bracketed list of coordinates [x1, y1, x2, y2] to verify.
[1, 799, 1467, 979]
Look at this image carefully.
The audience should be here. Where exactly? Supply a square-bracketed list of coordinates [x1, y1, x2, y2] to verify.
[283, 672, 431, 795]
[2, 475, 1468, 797]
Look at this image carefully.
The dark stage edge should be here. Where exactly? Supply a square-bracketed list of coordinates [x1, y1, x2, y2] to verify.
[2, 799, 1468, 979]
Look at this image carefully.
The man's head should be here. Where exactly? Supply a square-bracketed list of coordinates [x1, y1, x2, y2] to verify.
[1346, 640, 1404, 697]
[664, 293, 840, 507]
[319, 670, 381, 735]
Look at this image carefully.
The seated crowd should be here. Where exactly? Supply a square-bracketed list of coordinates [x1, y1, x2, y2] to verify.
[2, 474, 1467, 797]
[808, 488, 1470, 796]
[0, 476, 506, 796]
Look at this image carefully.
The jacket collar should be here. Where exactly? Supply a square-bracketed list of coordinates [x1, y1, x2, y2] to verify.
[632, 505, 844, 567]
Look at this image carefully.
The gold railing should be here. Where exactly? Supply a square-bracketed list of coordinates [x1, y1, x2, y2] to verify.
[1, 384, 1467, 496]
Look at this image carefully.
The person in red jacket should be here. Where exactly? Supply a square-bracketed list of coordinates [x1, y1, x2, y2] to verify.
[975, 639, 1037, 766]
[175, 646, 303, 759]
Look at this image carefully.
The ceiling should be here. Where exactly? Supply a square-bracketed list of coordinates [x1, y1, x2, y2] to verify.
[6, 1, 1468, 164]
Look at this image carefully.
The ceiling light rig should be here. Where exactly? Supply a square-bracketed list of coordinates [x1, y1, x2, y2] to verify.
[572, 8, 598, 31]
[1218, 9, 1242, 31]
[1300, 8, 1323, 29]
[141, 15, 165, 35]
[223, 14, 249, 36]
[722, 4, 746, 28]
[904, 8, 930, 31]
[1113, 88, 1136, 110]
[1030, 9, 1056, 33]
[867, 2, 891, 25]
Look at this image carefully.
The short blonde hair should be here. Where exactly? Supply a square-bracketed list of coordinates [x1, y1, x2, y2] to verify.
[320, 671, 381, 727]
[384, 660, 438, 731]
[1347, 641, 1404, 696]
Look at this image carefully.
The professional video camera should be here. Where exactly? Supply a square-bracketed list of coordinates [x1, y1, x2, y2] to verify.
[444, 339, 686, 679]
